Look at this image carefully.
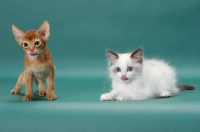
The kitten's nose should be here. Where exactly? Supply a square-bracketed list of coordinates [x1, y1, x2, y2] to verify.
[30, 50, 35, 54]
[121, 75, 128, 80]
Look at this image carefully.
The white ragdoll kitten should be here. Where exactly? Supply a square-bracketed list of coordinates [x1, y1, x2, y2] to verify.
[100, 48, 194, 101]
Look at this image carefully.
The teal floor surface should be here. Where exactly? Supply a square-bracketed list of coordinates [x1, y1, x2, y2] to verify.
[0, 76, 199, 132]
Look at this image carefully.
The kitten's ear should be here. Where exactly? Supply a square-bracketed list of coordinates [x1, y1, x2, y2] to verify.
[12, 25, 25, 44]
[131, 48, 143, 63]
[107, 50, 119, 65]
[37, 20, 50, 40]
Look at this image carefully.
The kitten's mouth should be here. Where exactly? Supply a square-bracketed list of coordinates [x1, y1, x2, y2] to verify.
[121, 75, 128, 81]
[121, 78, 128, 81]
[29, 51, 38, 56]
[30, 53, 37, 56]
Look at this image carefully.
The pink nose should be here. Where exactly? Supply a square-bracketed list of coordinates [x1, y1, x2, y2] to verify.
[121, 75, 128, 80]
[30, 50, 35, 54]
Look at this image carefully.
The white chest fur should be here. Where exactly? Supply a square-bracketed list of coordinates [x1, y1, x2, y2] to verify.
[27, 65, 51, 79]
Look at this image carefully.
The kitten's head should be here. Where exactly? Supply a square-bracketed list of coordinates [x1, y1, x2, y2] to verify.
[12, 20, 50, 59]
[107, 48, 143, 83]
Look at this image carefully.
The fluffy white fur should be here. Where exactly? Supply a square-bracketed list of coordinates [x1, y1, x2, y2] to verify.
[100, 49, 179, 101]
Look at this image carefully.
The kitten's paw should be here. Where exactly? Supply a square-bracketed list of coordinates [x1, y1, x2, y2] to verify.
[11, 88, 21, 94]
[116, 95, 127, 101]
[160, 91, 171, 98]
[46, 93, 57, 100]
[100, 94, 113, 101]
[39, 90, 46, 96]
[22, 95, 33, 101]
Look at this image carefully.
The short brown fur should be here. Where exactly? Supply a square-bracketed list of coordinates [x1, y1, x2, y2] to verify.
[11, 20, 57, 101]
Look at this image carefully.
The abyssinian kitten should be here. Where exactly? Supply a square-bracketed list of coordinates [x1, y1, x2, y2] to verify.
[101, 48, 194, 101]
[11, 20, 57, 101]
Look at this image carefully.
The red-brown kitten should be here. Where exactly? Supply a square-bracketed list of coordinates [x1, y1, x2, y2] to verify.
[11, 20, 57, 101]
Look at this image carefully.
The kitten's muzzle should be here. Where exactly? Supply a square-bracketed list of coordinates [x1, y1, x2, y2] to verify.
[121, 75, 128, 80]
[29, 50, 37, 56]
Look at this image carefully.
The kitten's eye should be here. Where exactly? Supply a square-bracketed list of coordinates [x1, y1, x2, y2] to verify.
[127, 67, 133, 72]
[116, 67, 121, 72]
[34, 41, 40, 45]
[23, 43, 28, 47]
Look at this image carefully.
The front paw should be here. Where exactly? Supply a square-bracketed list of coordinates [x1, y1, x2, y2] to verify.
[22, 95, 33, 101]
[39, 90, 46, 96]
[11, 88, 21, 94]
[46, 93, 57, 100]
[100, 93, 113, 101]
[116, 95, 127, 101]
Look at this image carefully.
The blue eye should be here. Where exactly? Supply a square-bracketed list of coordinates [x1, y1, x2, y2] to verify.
[116, 67, 121, 72]
[127, 67, 133, 71]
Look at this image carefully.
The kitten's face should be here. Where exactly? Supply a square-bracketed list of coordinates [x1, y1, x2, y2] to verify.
[12, 20, 50, 59]
[20, 31, 46, 59]
[107, 49, 143, 83]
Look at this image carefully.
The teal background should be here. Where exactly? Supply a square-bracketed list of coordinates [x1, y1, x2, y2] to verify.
[0, 0, 200, 132]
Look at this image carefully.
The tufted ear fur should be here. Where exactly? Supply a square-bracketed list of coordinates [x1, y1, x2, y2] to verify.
[131, 48, 143, 63]
[12, 25, 25, 44]
[37, 20, 50, 40]
[107, 50, 119, 66]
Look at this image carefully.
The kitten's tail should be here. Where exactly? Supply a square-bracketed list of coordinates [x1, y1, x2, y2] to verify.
[177, 84, 195, 91]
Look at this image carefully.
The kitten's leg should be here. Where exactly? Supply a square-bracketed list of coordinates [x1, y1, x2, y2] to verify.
[116, 94, 129, 101]
[46, 66, 57, 100]
[22, 71, 34, 101]
[11, 72, 25, 94]
[100, 93, 114, 101]
[100, 91, 118, 101]
[35, 79, 46, 96]
[159, 91, 171, 98]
